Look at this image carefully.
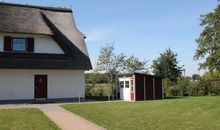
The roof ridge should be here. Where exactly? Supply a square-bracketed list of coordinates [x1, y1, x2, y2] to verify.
[0, 2, 72, 12]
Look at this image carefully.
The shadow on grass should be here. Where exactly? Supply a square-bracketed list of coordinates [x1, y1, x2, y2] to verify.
[164, 96, 187, 100]
[85, 96, 188, 102]
[86, 96, 117, 101]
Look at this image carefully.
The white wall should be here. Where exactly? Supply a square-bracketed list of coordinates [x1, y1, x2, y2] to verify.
[0, 69, 85, 100]
[0, 35, 3, 52]
[0, 33, 64, 54]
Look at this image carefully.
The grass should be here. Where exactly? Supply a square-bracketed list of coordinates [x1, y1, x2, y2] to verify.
[0, 108, 60, 130]
[62, 96, 220, 130]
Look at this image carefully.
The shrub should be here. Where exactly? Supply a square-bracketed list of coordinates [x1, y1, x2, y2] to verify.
[86, 84, 112, 96]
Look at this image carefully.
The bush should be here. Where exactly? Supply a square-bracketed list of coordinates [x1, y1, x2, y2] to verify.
[189, 81, 205, 96]
[209, 80, 220, 96]
[86, 84, 112, 96]
[176, 77, 191, 96]
[164, 72, 220, 97]
[164, 77, 191, 97]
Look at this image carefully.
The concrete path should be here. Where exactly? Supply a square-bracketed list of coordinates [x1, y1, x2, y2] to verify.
[0, 104, 106, 130]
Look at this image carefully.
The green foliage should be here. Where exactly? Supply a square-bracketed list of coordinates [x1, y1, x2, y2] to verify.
[124, 55, 148, 73]
[164, 71, 220, 97]
[191, 80, 210, 96]
[202, 71, 220, 80]
[96, 42, 126, 81]
[152, 48, 183, 82]
[192, 74, 201, 81]
[86, 84, 112, 96]
[176, 77, 191, 96]
[163, 79, 176, 96]
[194, 3, 220, 71]
[96, 43, 126, 96]
[201, 71, 220, 96]
[85, 73, 108, 84]
[164, 77, 191, 97]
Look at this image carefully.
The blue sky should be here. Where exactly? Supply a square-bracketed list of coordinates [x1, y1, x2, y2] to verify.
[6, 0, 218, 76]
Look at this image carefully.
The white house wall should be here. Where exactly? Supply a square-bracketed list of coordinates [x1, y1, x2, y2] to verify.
[0, 33, 64, 54]
[0, 69, 85, 100]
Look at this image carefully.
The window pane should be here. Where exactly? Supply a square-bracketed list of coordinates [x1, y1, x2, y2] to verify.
[12, 38, 26, 52]
[131, 79, 133, 85]
[120, 81, 124, 88]
[21, 39, 26, 43]
[125, 81, 129, 88]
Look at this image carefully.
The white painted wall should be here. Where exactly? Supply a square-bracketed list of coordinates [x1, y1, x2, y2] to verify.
[0, 69, 85, 100]
[0, 33, 64, 54]
[0, 35, 3, 52]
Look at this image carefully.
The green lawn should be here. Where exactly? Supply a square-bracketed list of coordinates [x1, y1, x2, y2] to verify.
[0, 108, 60, 130]
[62, 96, 220, 130]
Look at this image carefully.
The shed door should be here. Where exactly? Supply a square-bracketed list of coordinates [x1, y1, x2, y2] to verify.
[34, 75, 47, 99]
[119, 80, 131, 101]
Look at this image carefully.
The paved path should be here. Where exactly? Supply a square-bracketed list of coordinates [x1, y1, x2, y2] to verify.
[0, 104, 106, 130]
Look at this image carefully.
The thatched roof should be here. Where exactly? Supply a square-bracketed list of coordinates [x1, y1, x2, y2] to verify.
[0, 2, 92, 70]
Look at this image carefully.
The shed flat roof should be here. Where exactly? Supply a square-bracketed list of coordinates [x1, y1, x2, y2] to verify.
[117, 73, 162, 78]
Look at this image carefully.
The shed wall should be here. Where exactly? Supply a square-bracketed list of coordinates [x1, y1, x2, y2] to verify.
[135, 74, 144, 101]
[145, 76, 154, 100]
[134, 74, 163, 101]
[154, 77, 163, 99]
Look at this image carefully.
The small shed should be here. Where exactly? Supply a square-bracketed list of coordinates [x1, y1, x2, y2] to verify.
[117, 73, 163, 102]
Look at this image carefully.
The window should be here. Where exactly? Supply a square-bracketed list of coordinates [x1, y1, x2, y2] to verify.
[131, 79, 133, 85]
[125, 81, 129, 88]
[12, 38, 27, 52]
[120, 81, 124, 88]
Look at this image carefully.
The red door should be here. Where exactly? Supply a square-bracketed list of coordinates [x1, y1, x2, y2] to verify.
[34, 75, 47, 99]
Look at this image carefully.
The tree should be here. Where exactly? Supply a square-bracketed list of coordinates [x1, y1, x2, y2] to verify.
[124, 55, 148, 73]
[152, 48, 183, 82]
[96, 42, 126, 96]
[192, 74, 201, 81]
[194, 3, 220, 71]
[85, 72, 108, 84]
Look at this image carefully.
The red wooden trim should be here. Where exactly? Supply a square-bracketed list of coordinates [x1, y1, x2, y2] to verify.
[4, 36, 12, 51]
[131, 92, 134, 102]
[27, 38, 34, 52]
